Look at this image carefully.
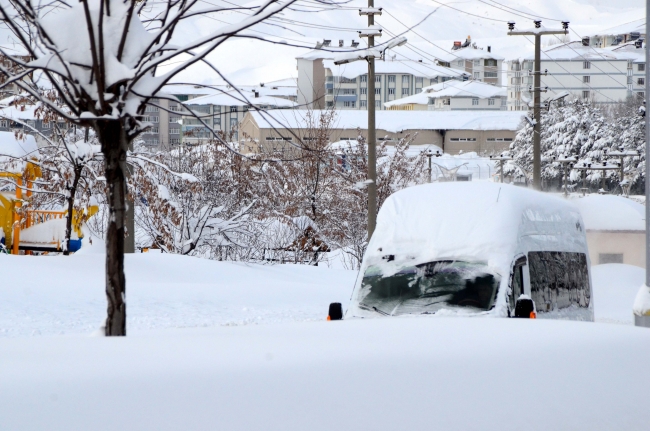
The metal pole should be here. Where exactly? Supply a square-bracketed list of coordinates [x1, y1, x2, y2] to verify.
[637, 0, 650, 327]
[367, 0, 377, 239]
[533, 34, 541, 190]
[500, 161, 504, 183]
[428, 154, 432, 183]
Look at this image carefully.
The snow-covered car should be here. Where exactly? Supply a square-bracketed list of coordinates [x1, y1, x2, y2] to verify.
[341, 182, 593, 320]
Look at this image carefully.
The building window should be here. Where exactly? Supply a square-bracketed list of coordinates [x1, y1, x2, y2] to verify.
[343, 101, 356, 108]
[472, 98, 479, 105]
[388, 75, 396, 83]
[599, 253, 623, 264]
[375, 75, 381, 83]
[360, 75, 368, 83]
[473, 72, 480, 80]
[457, 60, 463, 66]
[143, 116, 159, 123]
[449, 137, 477, 142]
[0, 120, 7, 128]
[488, 98, 495, 105]
[145, 105, 159, 112]
[401, 75, 409, 84]
[42, 121, 50, 129]
[360, 100, 367, 108]
[582, 90, 590, 99]
[388, 88, 395, 95]
[375, 88, 381, 95]
[583, 61, 591, 69]
[401, 88, 409, 96]
[415, 88, 422, 94]
[484, 59, 497, 67]
[627, 76, 633, 84]
[230, 118, 238, 128]
[639, 64, 645, 72]
[327, 101, 333, 107]
[213, 117, 221, 126]
[327, 88, 334, 95]
[360, 88, 367, 95]
[415, 77, 424, 85]
[484, 72, 498, 78]
[637, 92, 645, 100]
[230, 106, 238, 113]
[169, 128, 180, 134]
[375, 100, 381, 107]
[169, 117, 180, 123]
[583, 75, 590, 83]
[638, 78, 645, 85]
[342, 89, 356, 95]
[170, 138, 180, 144]
[473, 59, 480, 66]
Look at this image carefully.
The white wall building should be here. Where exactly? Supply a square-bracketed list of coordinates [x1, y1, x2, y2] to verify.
[584, 19, 645, 49]
[506, 41, 646, 111]
[384, 80, 507, 111]
[296, 40, 467, 110]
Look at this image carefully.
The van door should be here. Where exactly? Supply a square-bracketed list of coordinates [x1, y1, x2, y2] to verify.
[508, 256, 527, 317]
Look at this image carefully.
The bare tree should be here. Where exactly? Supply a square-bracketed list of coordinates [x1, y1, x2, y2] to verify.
[0, 0, 342, 335]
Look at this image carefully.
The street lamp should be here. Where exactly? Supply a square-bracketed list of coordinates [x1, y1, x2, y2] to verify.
[425, 149, 442, 183]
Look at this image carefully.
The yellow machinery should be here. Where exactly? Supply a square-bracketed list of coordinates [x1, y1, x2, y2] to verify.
[0, 162, 98, 254]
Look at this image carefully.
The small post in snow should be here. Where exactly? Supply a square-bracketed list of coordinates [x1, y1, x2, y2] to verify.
[489, 153, 512, 184]
[554, 156, 576, 197]
[425, 149, 441, 183]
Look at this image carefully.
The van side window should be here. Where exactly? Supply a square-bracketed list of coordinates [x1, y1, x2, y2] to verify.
[508, 257, 525, 314]
[528, 252, 590, 312]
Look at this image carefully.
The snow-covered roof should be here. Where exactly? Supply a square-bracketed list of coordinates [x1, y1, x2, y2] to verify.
[0, 99, 39, 121]
[438, 47, 504, 62]
[384, 80, 506, 107]
[164, 84, 214, 96]
[523, 41, 646, 62]
[184, 91, 296, 108]
[323, 59, 466, 80]
[570, 195, 645, 232]
[591, 18, 645, 37]
[248, 110, 524, 132]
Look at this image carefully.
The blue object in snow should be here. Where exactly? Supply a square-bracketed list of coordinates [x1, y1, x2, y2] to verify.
[68, 239, 82, 252]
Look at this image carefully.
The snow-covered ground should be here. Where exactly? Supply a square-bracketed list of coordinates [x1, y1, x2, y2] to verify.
[0, 253, 355, 337]
[3, 317, 650, 431]
[592, 264, 645, 325]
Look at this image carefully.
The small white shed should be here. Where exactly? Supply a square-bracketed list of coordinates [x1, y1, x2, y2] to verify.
[571, 195, 645, 268]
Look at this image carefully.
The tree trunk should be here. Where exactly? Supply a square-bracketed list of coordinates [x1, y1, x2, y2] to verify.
[63, 166, 83, 256]
[96, 119, 128, 336]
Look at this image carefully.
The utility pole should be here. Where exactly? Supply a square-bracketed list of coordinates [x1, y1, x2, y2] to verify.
[508, 20, 568, 190]
[360, 2, 381, 239]
[633, 0, 650, 327]
[334, 5, 405, 240]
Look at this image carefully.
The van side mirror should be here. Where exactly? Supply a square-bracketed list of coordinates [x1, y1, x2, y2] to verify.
[328, 302, 343, 321]
[514, 296, 537, 319]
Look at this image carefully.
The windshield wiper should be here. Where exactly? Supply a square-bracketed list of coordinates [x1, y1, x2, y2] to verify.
[358, 302, 390, 316]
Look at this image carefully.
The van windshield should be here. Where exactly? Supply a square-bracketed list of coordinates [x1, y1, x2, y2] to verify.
[357, 260, 500, 316]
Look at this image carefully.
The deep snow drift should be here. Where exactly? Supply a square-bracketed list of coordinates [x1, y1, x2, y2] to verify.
[2, 318, 650, 431]
[0, 253, 355, 337]
[592, 264, 645, 325]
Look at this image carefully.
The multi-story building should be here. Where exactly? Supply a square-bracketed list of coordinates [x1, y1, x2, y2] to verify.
[297, 40, 467, 110]
[180, 91, 296, 145]
[437, 38, 504, 87]
[506, 41, 646, 111]
[0, 54, 33, 99]
[384, 80, 507, 111]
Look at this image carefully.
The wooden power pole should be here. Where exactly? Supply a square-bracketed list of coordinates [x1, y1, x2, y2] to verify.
[508, 20, 568, 190]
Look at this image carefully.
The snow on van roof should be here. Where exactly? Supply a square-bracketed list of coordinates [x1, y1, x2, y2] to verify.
[570, 195, 645, 231]
[365, 182, 585, 276]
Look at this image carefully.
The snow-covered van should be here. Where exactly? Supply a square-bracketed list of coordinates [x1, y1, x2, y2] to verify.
[343, 182, 593, 320]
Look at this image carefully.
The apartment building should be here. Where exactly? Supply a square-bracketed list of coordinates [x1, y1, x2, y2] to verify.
[506, 41, 646, 111]
[384, 80, 507, 111]
[0, 54, 33, 99]
[297, 40, 467, 110]
[437, 38, 504, 87]
[179, 91, 296, 145]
